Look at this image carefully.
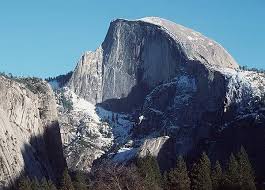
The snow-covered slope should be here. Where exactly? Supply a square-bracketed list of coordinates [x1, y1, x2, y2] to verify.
[56, 87, 134, 171]
[220, 68, 265, 113]
[52, 17, 265, 172]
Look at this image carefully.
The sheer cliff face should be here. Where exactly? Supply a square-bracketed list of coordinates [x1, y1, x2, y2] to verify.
[68, 17, 238, 107]
[68, 48, 103, 105]
[68, 17, 242, 131]
[0, 76, 65, 188]
[64, 17, 264, 171]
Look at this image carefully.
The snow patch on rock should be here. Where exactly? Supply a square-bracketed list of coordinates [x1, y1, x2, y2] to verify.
[57, 87, 134, 171]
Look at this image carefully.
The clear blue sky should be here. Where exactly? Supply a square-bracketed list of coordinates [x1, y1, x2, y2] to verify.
[0, 0, 264, 78]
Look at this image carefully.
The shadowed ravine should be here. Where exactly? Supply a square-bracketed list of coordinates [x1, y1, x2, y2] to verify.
[5, 122, 66, 190]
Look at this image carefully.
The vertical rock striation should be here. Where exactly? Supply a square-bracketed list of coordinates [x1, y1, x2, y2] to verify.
[63, 17, 264, 172]
[0, 76, 65, 188]
[68, 17, 238, 109]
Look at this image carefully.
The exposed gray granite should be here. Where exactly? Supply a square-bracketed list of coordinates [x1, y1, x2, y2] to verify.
[0, 76, 65, 188]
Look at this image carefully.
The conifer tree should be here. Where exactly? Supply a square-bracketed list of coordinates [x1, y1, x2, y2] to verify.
[224, 148, 256, 190]
[47, 179, 58, 190]
[137, 151, 162, 190]
[165, 156, 191, 190]
[224, 153, 239, 189]
[73, 171, 87, 190]
[31, 177, 40, 190]
[211, 160, 222, 190]
[59, 168, 74, 190]
[39, 178, 48, 190]
[237, 146, 256, 190]
[190, 152, 212, 190]
[40, 178, 57, 190]
[18, 176, 32, 190]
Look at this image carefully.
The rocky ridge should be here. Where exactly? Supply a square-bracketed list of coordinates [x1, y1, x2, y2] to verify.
[52, 17, 265, 173]
[0, 76, 65, 188]
[1, 16, 264, 187]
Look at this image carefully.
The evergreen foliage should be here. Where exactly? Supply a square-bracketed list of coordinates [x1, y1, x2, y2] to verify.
[31, 177, 40, 190]
[18, 176, 32, 190]
[60, 93, 73, 111]
[14, 147, 257, 190]
[39, 178, 57, 190]
[59, 168, 74, 190]
[239, 65, 265, 73]
[211, 160, 222, 190]
[236, 146, 256, 190]
[137, 151, 162, 190]
[164, 156, 191, 190]
[45, 71, 73, 88]
[47, 180, 58, 190]
[17, 176, 57, 190]
[224, 153, 239, 189]
[224, 147, 256, 190]
[73, 171, 87, 190]
[190, 152, 212, 190]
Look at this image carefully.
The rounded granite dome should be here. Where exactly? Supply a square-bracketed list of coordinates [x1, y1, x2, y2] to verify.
[69, 16, 240, 105]
[138, 17, 239, 69]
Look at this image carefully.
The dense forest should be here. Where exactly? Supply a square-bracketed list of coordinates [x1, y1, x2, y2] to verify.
[14, 146, 260, 190]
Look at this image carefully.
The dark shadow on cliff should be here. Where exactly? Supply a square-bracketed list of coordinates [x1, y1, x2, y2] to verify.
[5, 121, 66, 190]
[187, 109, 265, 182]
[96, 80, 150, 113]
[156, 137, 177, 173]
[150, 107, 265, 184]
[212, 113, 265, 182]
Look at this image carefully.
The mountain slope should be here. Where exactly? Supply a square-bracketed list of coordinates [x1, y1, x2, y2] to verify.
[0, 76, 66, 188]
[68, 17, 238, 109]
[53, 17, 264, 174]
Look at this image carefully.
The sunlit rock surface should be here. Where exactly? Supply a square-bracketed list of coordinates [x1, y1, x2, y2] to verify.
[0, 76, 65, 188]
[57, 17, 265, 172]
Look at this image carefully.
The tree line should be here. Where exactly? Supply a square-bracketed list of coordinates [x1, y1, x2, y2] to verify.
[16, 146, 258, 190]
[239, 65, 265, 73]
[45, 71, 73, 88]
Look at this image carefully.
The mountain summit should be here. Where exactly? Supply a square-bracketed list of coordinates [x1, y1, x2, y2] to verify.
[68, 17, 238, 106]
[0, 17, 264, 188]
[56, 17, 265, 172]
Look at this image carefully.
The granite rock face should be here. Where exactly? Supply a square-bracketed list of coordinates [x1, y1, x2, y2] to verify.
[138, 136, 170, 158]
[1, 16, 264, 184]
[69, 17, 238, 108]
[68, 47, 103, 105]
[63, 17, 264, 171]
[0, 76, 65, 188]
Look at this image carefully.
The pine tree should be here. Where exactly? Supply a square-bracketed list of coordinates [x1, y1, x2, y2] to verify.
[211, 160, 222, 190]
[59, 168, 74, 190]
[237, 146, 256, 190]
[73, 171, 87, 190]
[39, 178, 48, 190]
[18, 176, 32, 190]
[190, 152, 212, 190]
[224, 153, 239, 189]
[137, 151, 162, 190]
[164, 156, 191, 190]
[163, 171, 169, 189]
[47, 179, 58, 190]
[31, 177, 40, 190]
[40, 178, 57, 190]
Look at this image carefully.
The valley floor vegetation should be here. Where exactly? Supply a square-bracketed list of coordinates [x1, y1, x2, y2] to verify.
[15, 146, 260, 190]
